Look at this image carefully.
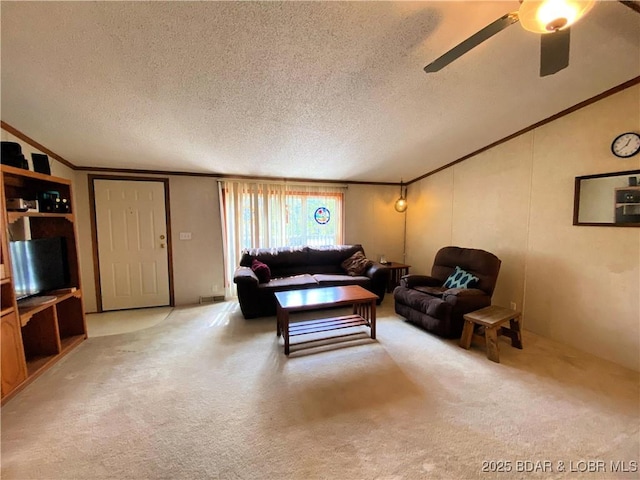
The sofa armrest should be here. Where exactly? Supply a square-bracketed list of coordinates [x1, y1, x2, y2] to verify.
[365, 262, 387, 280]
[233, 266, 259, 286]
[363, 262, 390, 303]
[401, 275, 441, 289]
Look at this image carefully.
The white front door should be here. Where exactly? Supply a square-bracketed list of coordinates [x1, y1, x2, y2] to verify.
[94, 179, 170, 311]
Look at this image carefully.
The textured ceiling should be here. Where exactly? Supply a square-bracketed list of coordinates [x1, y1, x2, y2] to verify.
[1, 1, 639, 183]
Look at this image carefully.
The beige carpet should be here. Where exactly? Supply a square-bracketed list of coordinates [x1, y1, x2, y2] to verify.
[86, 306, 174, 337]
[1, 299, 638, 480]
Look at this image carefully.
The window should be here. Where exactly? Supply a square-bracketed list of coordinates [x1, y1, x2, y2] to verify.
[219, 180, 345, 296]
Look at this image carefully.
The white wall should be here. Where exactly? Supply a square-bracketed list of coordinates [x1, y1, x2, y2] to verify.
[344, 184, 406, 264]
[405, 85, 640, 371]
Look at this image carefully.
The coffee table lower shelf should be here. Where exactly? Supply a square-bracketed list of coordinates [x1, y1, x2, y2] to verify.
[289, 314, 369, 336]
[282, 314, 373, 354]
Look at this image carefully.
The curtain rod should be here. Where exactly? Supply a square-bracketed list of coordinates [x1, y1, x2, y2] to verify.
[217, 178, 349, 189]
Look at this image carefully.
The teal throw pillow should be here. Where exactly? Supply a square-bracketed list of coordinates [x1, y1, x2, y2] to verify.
[443, 266, 479, 289]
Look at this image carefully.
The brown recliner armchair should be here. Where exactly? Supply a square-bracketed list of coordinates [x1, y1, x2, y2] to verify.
[394, 246, 501, 338]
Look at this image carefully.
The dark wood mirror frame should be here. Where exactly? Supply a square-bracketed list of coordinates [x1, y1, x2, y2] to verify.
[573, 169, 640, 226]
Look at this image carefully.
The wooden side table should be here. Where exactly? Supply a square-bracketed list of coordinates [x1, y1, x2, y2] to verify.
[383, 262, 410, 293]
[459, 305, 523, 363]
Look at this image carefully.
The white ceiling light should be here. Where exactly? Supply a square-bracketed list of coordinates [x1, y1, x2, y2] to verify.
[518, 0, 596, 33]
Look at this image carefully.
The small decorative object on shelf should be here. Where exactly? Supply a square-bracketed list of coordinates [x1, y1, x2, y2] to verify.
[54, 197, 71, 213]
[37, 190, 61, 213]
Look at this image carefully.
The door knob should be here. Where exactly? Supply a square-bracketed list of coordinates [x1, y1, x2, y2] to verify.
[160, 235, 165, 240]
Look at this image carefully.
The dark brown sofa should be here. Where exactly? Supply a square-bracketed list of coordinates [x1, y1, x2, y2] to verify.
[393, 246, 501, 338]
[233, 244, 389, 319]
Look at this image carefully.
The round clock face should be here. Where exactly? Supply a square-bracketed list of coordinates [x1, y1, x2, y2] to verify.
[611, 132, 640, 158]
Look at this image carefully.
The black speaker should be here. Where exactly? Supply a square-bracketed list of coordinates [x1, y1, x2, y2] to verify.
[1, 141, 22, 157]
[1, 141, 29, 169]
[32, 153, 51, 175]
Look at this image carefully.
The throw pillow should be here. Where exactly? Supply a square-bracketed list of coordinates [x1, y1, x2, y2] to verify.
[341, 251, 373, 276]
[443, 266, 479, 289]
[251, 259, 271, 283]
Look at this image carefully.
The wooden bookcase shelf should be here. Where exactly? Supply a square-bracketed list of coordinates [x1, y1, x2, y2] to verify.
[1, 165, 87, 404]
[7, 211, 74, 224]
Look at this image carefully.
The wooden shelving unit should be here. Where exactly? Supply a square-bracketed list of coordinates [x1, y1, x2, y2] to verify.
[0, 165, 87, 403]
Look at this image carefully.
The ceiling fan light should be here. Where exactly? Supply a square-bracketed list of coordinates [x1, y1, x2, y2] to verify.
[519, 0, 595, 34]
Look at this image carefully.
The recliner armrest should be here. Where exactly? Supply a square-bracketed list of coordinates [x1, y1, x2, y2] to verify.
[401, 275, 441, 289]
[443, 288, 485, 297]
[443, 288, 491, 310]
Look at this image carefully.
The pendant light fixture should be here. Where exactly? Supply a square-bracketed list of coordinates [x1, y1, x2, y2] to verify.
[394, 180, 407, 213]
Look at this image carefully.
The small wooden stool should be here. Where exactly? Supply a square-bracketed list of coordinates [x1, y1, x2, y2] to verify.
[460, 305, 523, 363]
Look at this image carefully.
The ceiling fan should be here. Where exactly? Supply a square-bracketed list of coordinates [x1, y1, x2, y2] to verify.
[424, 0, 596, 77]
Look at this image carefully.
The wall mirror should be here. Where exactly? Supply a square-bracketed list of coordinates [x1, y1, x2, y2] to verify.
[574, 169, 640, 226]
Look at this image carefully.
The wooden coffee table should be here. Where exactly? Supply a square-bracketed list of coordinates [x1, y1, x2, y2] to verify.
[274, 285, 378, 355]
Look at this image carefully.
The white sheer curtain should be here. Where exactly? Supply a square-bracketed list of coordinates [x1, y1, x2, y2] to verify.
[218, 180, 346, 297]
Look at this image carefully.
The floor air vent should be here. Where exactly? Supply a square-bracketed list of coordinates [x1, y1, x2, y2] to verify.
[199, 295, 225, 304]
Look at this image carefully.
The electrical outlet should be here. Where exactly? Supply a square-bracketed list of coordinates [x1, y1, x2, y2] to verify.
[179, 232, 192, 240]
[510, 302, 517, 311]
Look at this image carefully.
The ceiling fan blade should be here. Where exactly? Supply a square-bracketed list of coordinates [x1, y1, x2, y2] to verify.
[539, 28, 571, 77]
[424, 13, 519, 73]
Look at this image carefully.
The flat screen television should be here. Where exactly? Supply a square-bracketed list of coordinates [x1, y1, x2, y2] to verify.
[9, 237, 71, 301]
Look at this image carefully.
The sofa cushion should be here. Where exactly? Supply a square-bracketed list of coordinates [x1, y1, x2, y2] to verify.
[341, 251, 373, 276]
[240, 246, 309, 268]
[257, 274, 318, 292]
[251, 259, 271, 283]
[313, 273, 370, 287]
[307, 245, 364, 265]
[443, 266, 479, 289]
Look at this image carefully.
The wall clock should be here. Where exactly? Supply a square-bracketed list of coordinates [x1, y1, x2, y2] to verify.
[611, 132, 640, 158]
